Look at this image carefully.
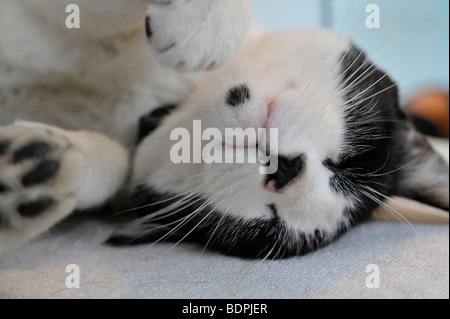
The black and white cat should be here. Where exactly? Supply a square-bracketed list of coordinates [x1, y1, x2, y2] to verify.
[0, 0, 448, 258]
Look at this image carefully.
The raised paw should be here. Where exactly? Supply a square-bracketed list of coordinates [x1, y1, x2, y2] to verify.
[145, 0, 252, 72]
[0, 124, 85, 253]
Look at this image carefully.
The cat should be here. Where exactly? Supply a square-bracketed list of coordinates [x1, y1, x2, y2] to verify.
[0, 0, 448, 258]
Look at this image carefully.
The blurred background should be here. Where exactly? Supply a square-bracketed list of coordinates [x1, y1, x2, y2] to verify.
[253, 0, 449, 138]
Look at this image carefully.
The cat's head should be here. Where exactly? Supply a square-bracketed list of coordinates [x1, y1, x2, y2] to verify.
[108, 29, 449, 259]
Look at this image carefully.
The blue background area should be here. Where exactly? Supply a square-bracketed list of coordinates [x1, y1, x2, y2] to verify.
[253, 0, 449, 99]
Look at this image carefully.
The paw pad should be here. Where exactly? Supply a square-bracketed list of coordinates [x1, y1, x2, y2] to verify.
[13, 141, 52, 164]
[0, 181, 9, 194]
[0, 141, 10, 156]
[0, 125, 83, 230]
[145, 16, 153, 38]
[17, 197, 55, 218]
[22, 160, 60, 187]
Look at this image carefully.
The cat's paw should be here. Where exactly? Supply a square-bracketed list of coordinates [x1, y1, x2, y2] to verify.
[145, 0, 252, 72]
[0, 124, 84, 253]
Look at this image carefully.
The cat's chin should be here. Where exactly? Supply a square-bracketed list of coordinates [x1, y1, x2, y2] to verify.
[105, 185, 350, 259]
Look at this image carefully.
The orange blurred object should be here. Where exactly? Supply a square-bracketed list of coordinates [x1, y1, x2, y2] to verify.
[407, 91, 450, 138]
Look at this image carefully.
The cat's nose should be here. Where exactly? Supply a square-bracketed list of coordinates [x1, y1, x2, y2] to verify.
[265, 155, 304, 192]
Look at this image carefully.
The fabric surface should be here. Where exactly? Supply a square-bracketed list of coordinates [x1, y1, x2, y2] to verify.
[0, 218, 448, 299]
[0, 139, 448, 299]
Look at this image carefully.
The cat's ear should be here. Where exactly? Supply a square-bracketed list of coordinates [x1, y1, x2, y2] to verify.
[395, 119, 449, 212]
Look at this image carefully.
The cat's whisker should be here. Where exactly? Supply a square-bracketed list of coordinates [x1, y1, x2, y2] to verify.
[111, 182, 209, 216]
[359, 187, 416, 232]
[320, 25, 445, 121]
[304, 0, 381, 103]
[129, 191, 224, 256]
[139, 181, 227, 221]
[143, 195, 206, 223]
[337, 0, 422, 87]
[201, 199, 235, 255]
[377, 195, 450, 219]
[146, 188, 226, 248]
[122, 166, 208, 188]
[310, 3, 440, 125]
[116, 168, 232, 217]
[165, 198, 227, 254]
[320, 55, 444, 127]
[258, 240, 279, 264]
[271, 235, 288, 262]
[364, 155, 421, 178]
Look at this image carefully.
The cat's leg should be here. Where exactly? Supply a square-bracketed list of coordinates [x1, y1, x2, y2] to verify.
[145, 0, 253, 72]
[0, 121, 129, 253]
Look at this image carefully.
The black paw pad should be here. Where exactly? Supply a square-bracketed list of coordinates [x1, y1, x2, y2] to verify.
[145, 16, 153, 38]
[226, 84, 251, 107]
[22, 160, 60, 187]
[13, 142, 52, 164]
[18, 197, 54, 217]
[0, 182, 10, 194]
[0, 211, 6, 226]
[0, 141, 10, 156]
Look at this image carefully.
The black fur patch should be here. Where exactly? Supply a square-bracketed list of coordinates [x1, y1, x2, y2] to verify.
[137, 105, 178, 144]
[226, 84, 250, 107]
[267, 203, 279, 217]
[325, 44, 406, 221]
[107, 186, 344, 259]
[411, 115, 440, 137]
[18, 197, 54, 217]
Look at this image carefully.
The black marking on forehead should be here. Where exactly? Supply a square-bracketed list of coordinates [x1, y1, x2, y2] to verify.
[137, 104, 178, 145]
[324, 42, 406, 222]
[226, 84, 250, 107]
[339, 44, 400, 156]
[107, 186, 345, 259]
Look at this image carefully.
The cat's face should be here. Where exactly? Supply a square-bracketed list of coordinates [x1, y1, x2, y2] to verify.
[109, 29, 449, 259]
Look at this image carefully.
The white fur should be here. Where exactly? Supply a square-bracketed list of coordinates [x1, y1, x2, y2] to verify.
[0, 0, 253, 252]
